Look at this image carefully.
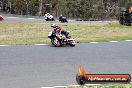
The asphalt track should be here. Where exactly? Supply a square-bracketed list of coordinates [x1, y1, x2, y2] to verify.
[0, 41, 132, 88]
[0, 15, 132, 88]
[2, 14, 112, 24]
[3, 15, 46, 22]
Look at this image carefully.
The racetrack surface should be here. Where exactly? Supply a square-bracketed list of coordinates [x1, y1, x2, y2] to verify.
[0, 41, 132, 88]
[2, 14, 113, 24]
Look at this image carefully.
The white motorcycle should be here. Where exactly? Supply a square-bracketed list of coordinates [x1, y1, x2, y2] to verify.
[44, 13, 55, 21]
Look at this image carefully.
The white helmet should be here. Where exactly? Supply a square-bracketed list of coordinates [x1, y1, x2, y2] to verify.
[51, 23, 57, 28]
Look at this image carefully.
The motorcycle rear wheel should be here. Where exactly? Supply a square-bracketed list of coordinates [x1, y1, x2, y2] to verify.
[51, 37, 61, 47]
[69, 40, 75, 47]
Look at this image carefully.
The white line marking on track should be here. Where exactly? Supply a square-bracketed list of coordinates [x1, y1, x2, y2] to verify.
[71, 84, 101, 86]
[55, 86, 67, 87]
[0, 45, 8, 46]
[40, 87, 55, 88]
[40, 86, 67, 88]
[41, 82, 132, 88]
[110, 41, 118, 42]
[90, 42, 98, 43]
[85, 84, 101, 85]
[0, 40, 132, 47]
[125, 40, 132, 41]
[34, 44, 47, 46]
[69, 85, 80, 87]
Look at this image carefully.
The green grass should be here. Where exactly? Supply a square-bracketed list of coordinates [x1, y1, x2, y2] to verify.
[0, 22, 132, 45]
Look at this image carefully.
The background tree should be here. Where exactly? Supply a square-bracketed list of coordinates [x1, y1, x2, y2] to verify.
[0, 0, 132, 19]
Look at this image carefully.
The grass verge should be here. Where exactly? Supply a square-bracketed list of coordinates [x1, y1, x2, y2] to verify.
[0, 22, 132, 45]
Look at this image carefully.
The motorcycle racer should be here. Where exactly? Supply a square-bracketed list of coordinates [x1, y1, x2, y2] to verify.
[48, 24, 70, 39]
[44, 13, 54, 21]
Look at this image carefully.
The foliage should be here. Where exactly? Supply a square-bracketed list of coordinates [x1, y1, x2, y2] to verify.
[1, 0, 132, 19]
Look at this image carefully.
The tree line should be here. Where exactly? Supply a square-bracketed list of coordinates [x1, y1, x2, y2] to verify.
[0, 0, 132, 20]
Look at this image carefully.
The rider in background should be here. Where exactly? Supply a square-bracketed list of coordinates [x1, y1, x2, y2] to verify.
[44, 13, 54, 21]
[59, 14, 63, 20]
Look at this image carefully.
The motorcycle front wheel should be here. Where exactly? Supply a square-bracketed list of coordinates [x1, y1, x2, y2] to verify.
[69, 40, 75, 47]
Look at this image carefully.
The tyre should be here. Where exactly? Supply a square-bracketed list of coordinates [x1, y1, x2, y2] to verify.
[119, 12, 124, 25]
[60, 19, 68, 23]
[124, 18, 131, 26]
[45, 18, 49, 21]
[65, 20, 68, 23]
[52, 18, 55, 21]
[51, 37, 61, 47]
[119, 18, 124, 25]
[69, 40, 75, 47]
[125, 23, 131, 26]
[124, 12, 131, 26]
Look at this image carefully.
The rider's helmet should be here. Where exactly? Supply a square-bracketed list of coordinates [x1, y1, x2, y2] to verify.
[60, 14, 63, 17]
[55, 26, 61, 33]
[51, 23, 57, 28]
[46, 13, 50, 16]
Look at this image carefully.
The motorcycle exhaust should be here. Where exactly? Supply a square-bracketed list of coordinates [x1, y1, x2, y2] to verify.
[76, 66, 131, 85]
